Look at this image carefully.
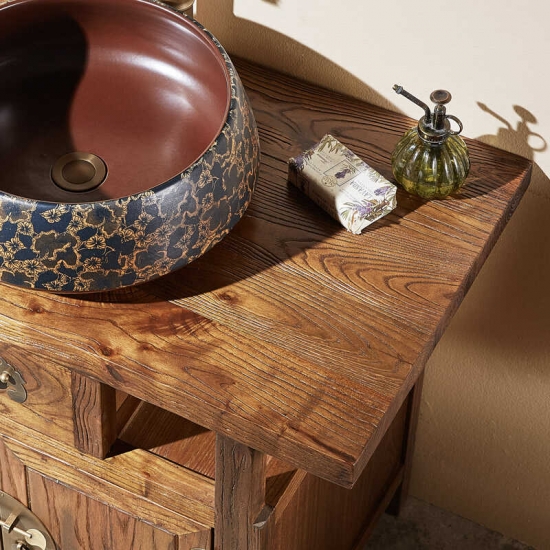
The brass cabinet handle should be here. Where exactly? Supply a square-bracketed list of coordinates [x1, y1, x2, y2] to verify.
[0, 358, 27, 404]
[0, 491, 55, 549]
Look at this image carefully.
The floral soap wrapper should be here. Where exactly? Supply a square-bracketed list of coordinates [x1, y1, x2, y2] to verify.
[288, 134, 397, 234]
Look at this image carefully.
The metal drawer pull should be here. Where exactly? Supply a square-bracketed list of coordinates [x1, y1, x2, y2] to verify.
[0, 358, 27, 404]
[0, 516, 46, 549]
[0, 492, 55, 549]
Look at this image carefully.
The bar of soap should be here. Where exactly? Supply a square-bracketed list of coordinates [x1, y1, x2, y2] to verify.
[288, 134, 397, 234]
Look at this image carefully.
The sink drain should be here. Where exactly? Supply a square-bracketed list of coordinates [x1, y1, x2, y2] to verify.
[51, 152, 107, 192]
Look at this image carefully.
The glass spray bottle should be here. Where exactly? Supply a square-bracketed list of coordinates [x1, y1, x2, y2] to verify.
[391, 85, 470, 199]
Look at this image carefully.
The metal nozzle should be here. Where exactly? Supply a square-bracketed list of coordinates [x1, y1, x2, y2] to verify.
[393, 84, 432, 123]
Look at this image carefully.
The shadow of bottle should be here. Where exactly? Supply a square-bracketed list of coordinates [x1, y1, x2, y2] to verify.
[476, 102, 547, 160]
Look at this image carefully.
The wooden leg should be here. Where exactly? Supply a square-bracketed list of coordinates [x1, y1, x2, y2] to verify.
[71, 372, 117, 458]
[387, 371, 425, 516]
[215, 434, 270, 550]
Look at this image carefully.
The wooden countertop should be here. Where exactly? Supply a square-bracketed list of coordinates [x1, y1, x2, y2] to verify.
[0, 59, 532, 488]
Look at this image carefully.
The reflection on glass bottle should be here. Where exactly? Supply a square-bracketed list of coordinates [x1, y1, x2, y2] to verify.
[391, 86, 470, 199]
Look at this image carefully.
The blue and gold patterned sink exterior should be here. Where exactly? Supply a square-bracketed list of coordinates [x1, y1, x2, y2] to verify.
[0, 0, 259, 293]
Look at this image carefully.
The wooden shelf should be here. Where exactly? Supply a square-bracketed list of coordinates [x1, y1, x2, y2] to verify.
[117, 398, 305, 511]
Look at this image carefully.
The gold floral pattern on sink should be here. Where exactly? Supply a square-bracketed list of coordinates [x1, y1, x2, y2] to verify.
[0, 19, 259, 293]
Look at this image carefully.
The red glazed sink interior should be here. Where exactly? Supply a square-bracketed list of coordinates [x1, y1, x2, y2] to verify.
[0, 0, 230, 202]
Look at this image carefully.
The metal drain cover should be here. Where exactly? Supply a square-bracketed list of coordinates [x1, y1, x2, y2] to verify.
[51, 152, 107, 192]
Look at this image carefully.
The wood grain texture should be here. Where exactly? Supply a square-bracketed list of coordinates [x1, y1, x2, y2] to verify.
[0, 433, 213, 550]
[0, 342, 74, 446]
[0, 59, 532, 487]
[215, 435, 269, 550]
[71, 372, 117, 457]
[387, 372, 425, 515]
[0, 436, 27, 505]
[119, 400, 217, 479]
[119, 399, 307, 513]
[266, 397, 407, 550]
[28, 472, 178, 550]
[0, 415, 214, 535]
[28, 472, 212, 550]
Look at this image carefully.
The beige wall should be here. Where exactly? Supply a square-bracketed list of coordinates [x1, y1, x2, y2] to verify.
[196, 0, 550, 547]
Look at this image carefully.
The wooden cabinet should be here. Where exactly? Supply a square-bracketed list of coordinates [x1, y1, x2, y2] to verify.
[0, 392, 409, 550]
[0, 59, 531, 550]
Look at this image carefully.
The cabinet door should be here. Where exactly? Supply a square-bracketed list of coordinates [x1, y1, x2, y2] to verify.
[0, 436, 213, 550]
[28, 473, 179, 550]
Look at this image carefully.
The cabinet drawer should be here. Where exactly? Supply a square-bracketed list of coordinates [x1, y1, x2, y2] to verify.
[0, 343, 118, 457]
[0, 343, 75, 447]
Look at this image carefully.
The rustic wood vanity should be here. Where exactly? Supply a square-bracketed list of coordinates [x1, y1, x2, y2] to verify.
[0, 59, 532, 549]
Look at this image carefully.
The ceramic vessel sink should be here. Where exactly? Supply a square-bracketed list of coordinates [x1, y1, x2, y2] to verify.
[0, 0, 259, 292]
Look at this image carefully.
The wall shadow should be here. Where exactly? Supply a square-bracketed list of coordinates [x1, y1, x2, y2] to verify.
[475, 103, 547, 160]
[196, 0, 399, 113]
[446, 103, 550, 358]
[435, 102, 545, 202]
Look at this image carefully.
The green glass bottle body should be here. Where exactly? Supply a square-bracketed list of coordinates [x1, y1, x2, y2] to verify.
[391, 127, 470, 199]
